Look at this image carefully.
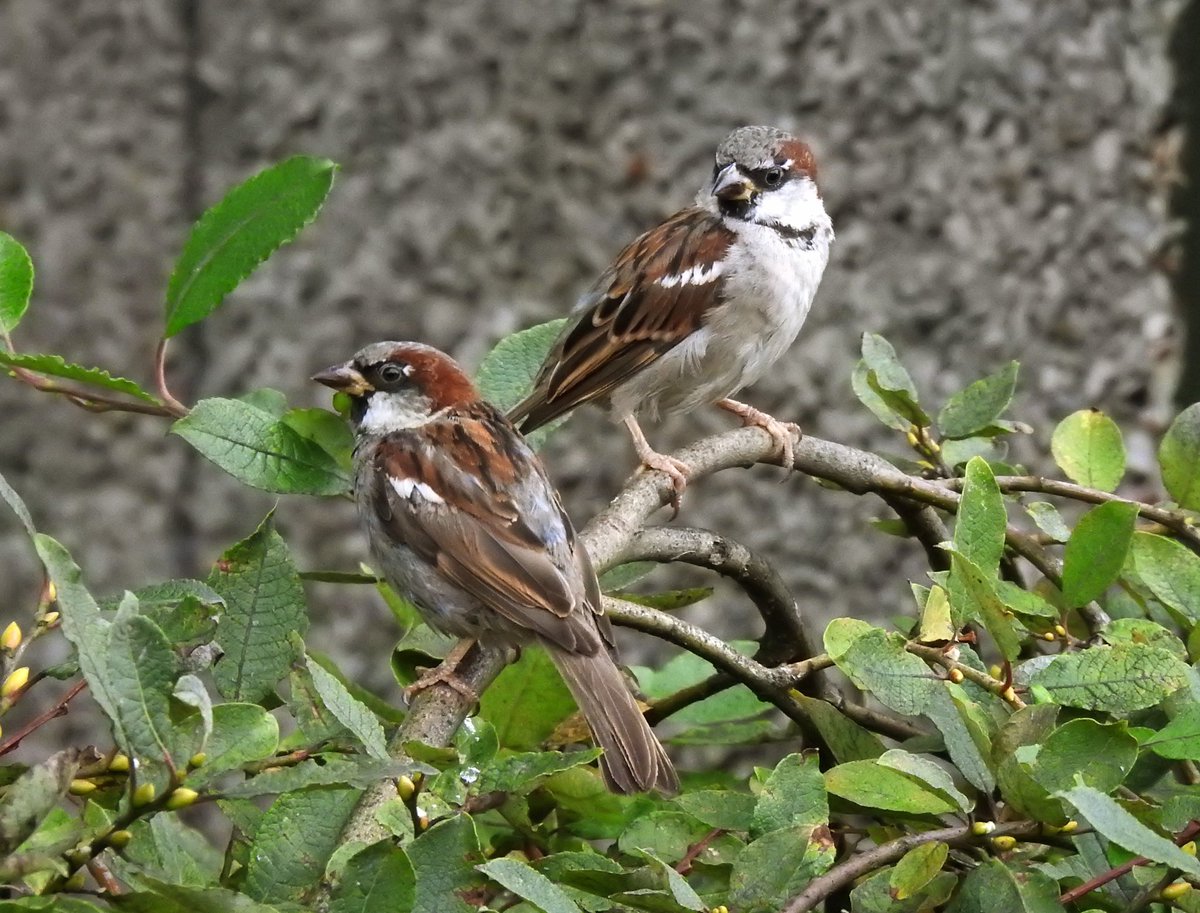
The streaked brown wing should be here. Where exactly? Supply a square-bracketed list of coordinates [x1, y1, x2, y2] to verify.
[373, 406, 602, 653]
[511, 207, 735, 430]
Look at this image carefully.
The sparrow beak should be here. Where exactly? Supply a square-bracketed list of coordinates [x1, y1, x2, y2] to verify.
[312, 362, 373, 396]
[712, 163, 755, 204]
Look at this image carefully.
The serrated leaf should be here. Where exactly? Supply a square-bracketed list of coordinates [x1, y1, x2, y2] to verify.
[472, 749, 601, 795]
[281, 407, 354, 473]
[1129, 531, 1200, 621]
[480, 646, 576, 750]
[0, 750, 81, 854]
[953, 457, 1007, 576]
[243, 786, 359, 903]
[477, 319, 569, 449]
[1056, 783, 1200, 878]
[917, 584, 955, 643]
[408, 815, 487, 913]
[305, 656, 390, 761]
[728, 825, 835, 913]
[1160, 403, 1200, 509]
[208, 513, 308, 702]
[329, 840, 416, 913]
[1031, 642, 1189, 712]
[173, 398, 350, 496]
[115, 813, 223, 889]
[1061, 500, 1138, 607]
[479, 858, 584, 913]
[0, 231, 33, 333]
[674, 790, 757, 831]
[938, 361, 1018, 439]
[750, 753, 827, 837]
[173, 674, 213, 748]
[824, 618, 936, 716]
[1051, 409, 1126, 492]
[185, 704, 280, 786]
[164, 156, 337, 337]
[0, 351, 160, 405]
[945, 548, 1021, 662]
[1028, 718, 1137, 793]
[890, 841, 948, 901]
[824, 760, 959, 814]
[221, 757, 418, 798]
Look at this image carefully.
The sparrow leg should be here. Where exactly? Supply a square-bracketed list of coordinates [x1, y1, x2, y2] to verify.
[405, 637, 480, 703]
[716, 398, 801, 470]
[624, 416, 689, 515]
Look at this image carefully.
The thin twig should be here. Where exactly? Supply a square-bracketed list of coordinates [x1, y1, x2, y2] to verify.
[906, 642, 1025, 709]
[153, 338, 191, 417]
[0, 679, 87, 757]
[6, 364, 178, 417]
[1058, 819, 1200, 905]
[676, 828, 725, 875]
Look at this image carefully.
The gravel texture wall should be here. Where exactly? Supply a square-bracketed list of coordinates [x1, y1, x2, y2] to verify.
[0, 1, 1182, 694]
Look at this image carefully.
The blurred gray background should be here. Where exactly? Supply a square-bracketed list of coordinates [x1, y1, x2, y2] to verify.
[0, 1, 1192, 701]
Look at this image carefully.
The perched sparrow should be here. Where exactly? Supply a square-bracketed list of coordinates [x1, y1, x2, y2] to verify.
[509, 125, 834, 506]
[313, 341, 678, 795]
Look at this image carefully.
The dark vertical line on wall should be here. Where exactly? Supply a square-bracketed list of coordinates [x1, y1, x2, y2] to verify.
[1169, 0, 1200, 407]
[168, 0, 208, 576]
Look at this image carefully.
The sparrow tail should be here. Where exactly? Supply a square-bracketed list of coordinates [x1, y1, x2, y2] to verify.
[549, 647, 679, 795]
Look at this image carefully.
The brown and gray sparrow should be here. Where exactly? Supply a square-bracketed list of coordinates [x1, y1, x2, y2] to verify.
[314, 342, 678, 795]
[509, 125, 834, 507]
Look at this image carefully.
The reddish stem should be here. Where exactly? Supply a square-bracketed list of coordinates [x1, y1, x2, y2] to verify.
[0, 679, 87, 757]
[1059, 819, 1200, 906]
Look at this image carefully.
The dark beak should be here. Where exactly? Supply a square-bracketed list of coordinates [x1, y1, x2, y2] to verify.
[712, 163, 755, 204]
[311, 362, 372, 396]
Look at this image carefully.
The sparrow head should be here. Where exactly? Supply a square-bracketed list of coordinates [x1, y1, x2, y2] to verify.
[313, 341, 478, 434]
[705, 125, 823, 232]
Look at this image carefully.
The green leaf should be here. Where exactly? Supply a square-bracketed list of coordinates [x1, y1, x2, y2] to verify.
[222, 757, 417, 799]
[0, 751, 81, 854]
[992, 705, 1065, 825]
[852, 361, 911, 432]
[1142, 704, 1200, 760]
[186, 703, 280, 786]
[1025, 501, 1071, 543]
[878, 749, 972, 812]
[619, 810, 709, 864]
[937, 361, 1018, 439]
[750, 753, 827, 837]
[472, 749, 601, 796]
[1027, 718, 1138, 793]
[478, 858, 582, 913]
[208, 513, 308, 702]
[116, 813, 223, 889]
[164, 156, 337, 337]
[635, 642, 768, 726]
[0, 351, 160, 404]
[615, 587, 713, 611]
[952, 457, 1007, 577]
[113, 880, 296, 913]
[824, 619, 936, 716]
[728, 825, 835, 913]
[1056, 783, 1200, 878]
[107, 599, 186, 788]
[281, 408, 354, 472]
[173, 398, 350, 496]
[1160, 403, 1200, 509]
[0, 468, 35, 538]
[476, 319, 568, 449]
[631, 849, 707, 911]
[480, 646, 576, 750]
[945, 548, 1021, 662]
[329, 841, 416, 913]
[945, 860, 1061, 913]
[597, 561, 657, 591]
[792, 695, 886, 762]
[305, 656, 390, 761]
[0, 232, 33, 333]
[408, 815, 486, 913]
[861, 333, 919, 400]
[1061, 500, 1138, 607]
[1050, 409, 1126, 492]
[1129, 531, 1200, 621]
[1031, 642, 1189, 712]
[1102, 618, 1187, 658]
[824, 759, 960, 815]
[244, 785, 360, 903]
[674, 790, 756, 831]
[890, 841, 948, 901]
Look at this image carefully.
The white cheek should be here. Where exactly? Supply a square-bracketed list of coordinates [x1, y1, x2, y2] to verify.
[357, 392, 434, 434]
[754, 178, 827, 229]
[390, 476, 444, 504]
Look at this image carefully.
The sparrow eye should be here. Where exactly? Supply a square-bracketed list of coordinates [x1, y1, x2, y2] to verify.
[378, 363, 406, 384]
[762, 167, 785, 189]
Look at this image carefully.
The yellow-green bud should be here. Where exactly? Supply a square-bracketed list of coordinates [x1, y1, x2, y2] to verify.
[1042, 631, 1056, 641]
[989, 665, 1003, 679]
[1054, 624, 1067, 637]
[165, 787, 199, 810]
[991, 835, 1017, 851]
[417, 813, 430, 831]
[68, 779, 97, 796]
[1059, 820, 1078, 833]
[63, 871, 87, 892]
[971, 821, 996, 835]
[948, 668, 964, 684]
[108, 753, 130, 773]
[1183, 840, 1197, 857]
[42, 611, 60, 627]
[1, 622, 21, 651]
[2, 666, 29, 697]
[1162, 882, 1192, 901]
[106, 829, 133, 849]
[906, 430, 920, 448]
[187, 752, 207, 769]
[132, 783, 156, 806]
[1002, 686, 1018, 704]
[396, 775, 416, 801]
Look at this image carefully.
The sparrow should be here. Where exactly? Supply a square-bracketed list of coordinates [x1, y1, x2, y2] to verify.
[509, 125, 834, 507]
[313, 341, 678, 795]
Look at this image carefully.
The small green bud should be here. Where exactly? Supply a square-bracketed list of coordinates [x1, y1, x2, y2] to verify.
[165, 787, 199, 810]
[132, 783, 156, 806]
[68, 779, 97, 796]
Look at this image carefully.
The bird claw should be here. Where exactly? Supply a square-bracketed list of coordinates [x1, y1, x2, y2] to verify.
[405, 665, 480, 703]
[718, 399, 801, 471]
[636, 452, 691, 517]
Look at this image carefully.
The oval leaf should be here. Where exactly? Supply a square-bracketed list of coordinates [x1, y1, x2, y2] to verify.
[164, 156, 337, 337]
[172, 398, 350, 496]
[824, 760, 959, 815]
[1061, 500, 1138, 608]
[1160, 404, 1200, 509]
[1031, 642, 1189, 712]
[937, 361, 1018, 439]
[1129, 531, 1200, 621]
[1051, 409, 1126, 492]
[477, 319, 568, 449]
[0, 231, 33, 333]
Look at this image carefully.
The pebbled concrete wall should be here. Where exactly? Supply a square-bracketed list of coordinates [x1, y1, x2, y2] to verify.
[0, 1, 1182, 694]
